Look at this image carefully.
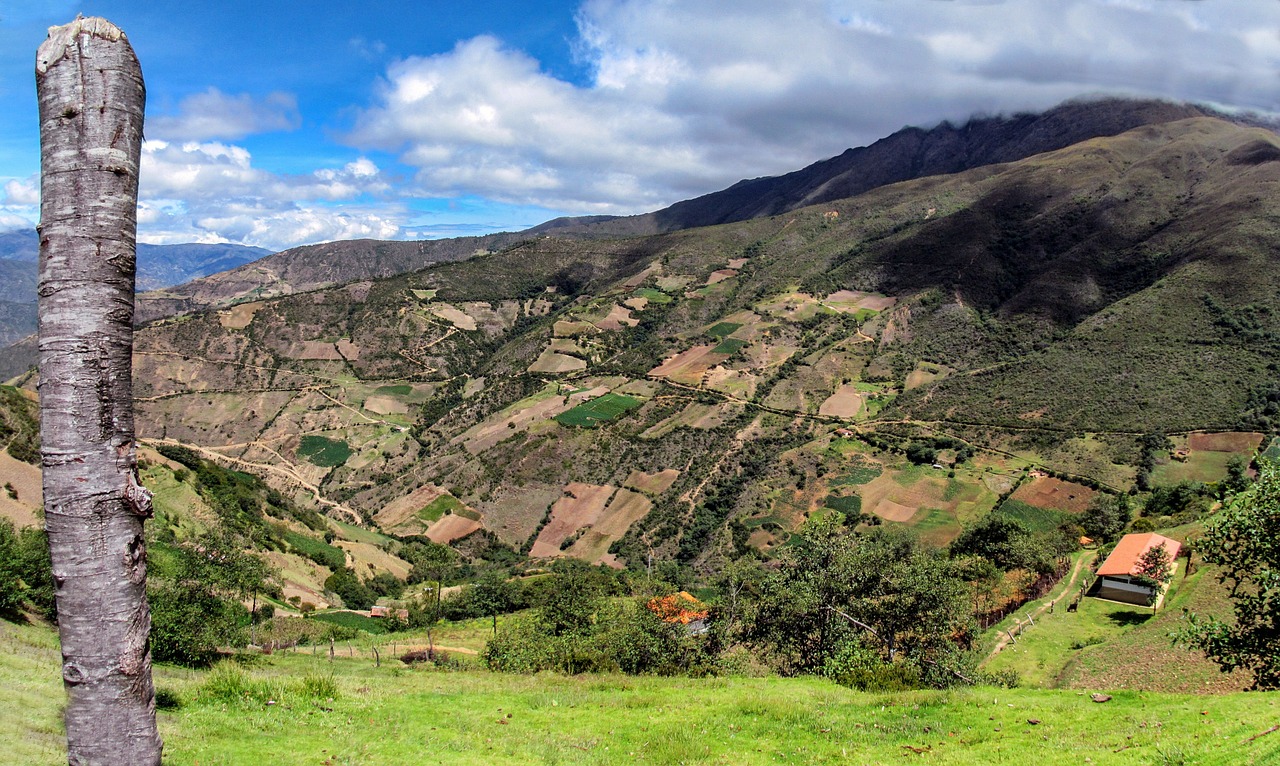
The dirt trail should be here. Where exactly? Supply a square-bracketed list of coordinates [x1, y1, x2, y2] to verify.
[145, 437, 364, 523]
[986, 555, 1089, 660]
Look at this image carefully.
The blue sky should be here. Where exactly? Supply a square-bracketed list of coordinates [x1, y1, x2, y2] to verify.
[2, 0, 1278, 250]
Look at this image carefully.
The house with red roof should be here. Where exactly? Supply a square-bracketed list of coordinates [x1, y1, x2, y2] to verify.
[1093, 532, 1181, 606]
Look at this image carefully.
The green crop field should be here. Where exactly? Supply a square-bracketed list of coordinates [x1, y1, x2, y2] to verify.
[297, 435, 353, 467]
[822, 494, 862, 515]
[993, 499, 1069, 534]
[712, 337, 748, 355]
[419, 494, 465, 522]
[830, 464, 882, 485]
[283, 531, 346, 570]
[1261, 438, 1280, 462]
[707, 321, 743, 338]
[633, 287, 673, 303]
[1150, 451, 1238, 486]
[374, 384, 413, 396]
[554, 393, 643, 428]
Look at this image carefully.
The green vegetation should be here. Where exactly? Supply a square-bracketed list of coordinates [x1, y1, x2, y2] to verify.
[706, 321, 742, 338]
[297, 435, 353, 467]
[830, 464, 882, 485]
[374, 384, 413, 396]
[306, 610, 389, 635]
[1263, 437, 1280, 462]
[0, 386, 38, 464]
[418, 494, 465, 522]
[821, 494, 862, 515]
[632, 287, 672, 303]
[712, 337, 748, 355]
[554, 393, 643, 428]
[284, 531, 346, 571]
[993, 499, 1071, 535]
[1181, 461, 1280, 688]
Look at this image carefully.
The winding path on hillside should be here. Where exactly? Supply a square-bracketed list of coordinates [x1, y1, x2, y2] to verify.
[985, 555, 1090, 661]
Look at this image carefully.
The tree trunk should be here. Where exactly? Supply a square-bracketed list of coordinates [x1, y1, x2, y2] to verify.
[36, 17, 160, 766]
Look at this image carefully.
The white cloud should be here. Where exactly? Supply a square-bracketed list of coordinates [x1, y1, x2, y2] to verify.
[2, 177, 38, 205]
[135, 141, 402, 249]
[345, 0, 1280, 215]
[149, 88, 301, 141]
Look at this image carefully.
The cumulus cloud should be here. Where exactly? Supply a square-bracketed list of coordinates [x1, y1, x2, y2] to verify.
[149, 88, 301, 141]
[2, 177, 38, 206]
[346, 0, 1280, 215]
[136, 141, 401, 249]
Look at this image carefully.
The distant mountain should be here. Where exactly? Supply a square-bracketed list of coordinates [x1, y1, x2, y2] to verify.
[132, 232, 528, 323]
[528, 98, 1221, 237]
[0, 232, 269, 349]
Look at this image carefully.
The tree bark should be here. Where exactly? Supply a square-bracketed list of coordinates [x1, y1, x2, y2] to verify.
[36, 17, 161, 766]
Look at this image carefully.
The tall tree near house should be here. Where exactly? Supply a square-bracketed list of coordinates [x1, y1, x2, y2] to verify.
[36, 16, 162, 764]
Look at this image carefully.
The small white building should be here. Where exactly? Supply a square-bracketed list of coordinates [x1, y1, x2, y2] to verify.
[1094, 532, 1181, 606]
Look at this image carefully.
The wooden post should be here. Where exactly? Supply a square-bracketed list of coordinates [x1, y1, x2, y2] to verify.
[35, 16, 161, 765]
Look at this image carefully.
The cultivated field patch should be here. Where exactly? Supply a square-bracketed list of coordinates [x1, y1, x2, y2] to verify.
[904, 362, 952, 391]
[1187, 431, 1264, 453]
[817, 384, 862, 418]
[336, 541, 412, 581]
[425, 512, 483, 544]
[375, 484, 449, 531]
[554, 393, 643, 428]
[565, 489, 652, 564]
[1264, 436, 1280, 461]
[529, 483, 615, 558]
[648, 344, 729, 386]
[1010, 476, 1095, 514]
[595, 304, 638, 331]
[706, 268, 738, 285]
[428, 303, 478, 331]
[528, 349, 587, 374]
[297, 435, 353, 468]
[553, 319, 598, 337]
[641, 401, 739, 438]
[217, 300, 264, 330]
[624, 468, 681, 495]
[362, 395, 409, 415]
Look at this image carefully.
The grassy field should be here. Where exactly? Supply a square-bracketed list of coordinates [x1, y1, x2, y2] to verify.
[554, 393, 643, 428]
[284, 530, 347, 570]
[6, 614, 1280, 766]
[297, 435, 354, 467]
[420, 493, 466, 522]
[1150, 451, 1239, 486]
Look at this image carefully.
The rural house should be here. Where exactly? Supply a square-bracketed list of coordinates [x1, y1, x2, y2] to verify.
[1093, 533, 1182, 606]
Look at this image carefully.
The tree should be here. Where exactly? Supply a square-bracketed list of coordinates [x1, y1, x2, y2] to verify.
[1081, 494, 1131, 542]
[1180, 461, 1280, 688]
[36, 17, 161, 763]
[0, 518, 25, 616]
[1132, 542, 1174, 607]
[471, 570, 512, 635]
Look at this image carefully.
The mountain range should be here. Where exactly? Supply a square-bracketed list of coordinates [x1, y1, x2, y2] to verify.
[3, 97, 1278, 590]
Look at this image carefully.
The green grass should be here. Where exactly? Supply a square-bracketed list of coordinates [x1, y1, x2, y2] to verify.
[1264, 438, 1280, 461]
[994, 499, 1070, 534]
[1150, 451, 1238, 486]
[374, 384, 413, 396]
[706, 321, 742, 338]
[297, 435, 353, 468]
[329, 519, 394, 547]
[419, 494, 465, 522]
[284, 531, 346, 571]
[712, 338, 749, 355]
[633, 287, 673, 304]
[554, 393, 643, 428]
[307, 611, 389, 635]
[830, 464, 882, 485]
[822, 494, 862, 515]
[6, 617, 1280, 765]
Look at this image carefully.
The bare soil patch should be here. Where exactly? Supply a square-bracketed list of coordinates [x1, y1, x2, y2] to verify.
[706, 269, 738, 285]
[1187, 432, 1264, 453]
[376, 484, 448, 531]
[1011, 476, 1096, 514]
[475, 481, 564, 547]
[428, 303, 479, 331]
[289, 341, 344, 360]
[218, 301, 264, 330]
[553, 320, 598, 337]
[566, 489, 652, 563]
[528, 350, 588, 374]
[335, 339, 361, 360]
[0, 452, 41, 528]
[595, 304, 638, 331]
[426, 513, 483, 544]
[529, 483, 616, 558]
[364, 396, 409, 416]
[649, 344, 726, 386]
[818, 385, 863, 418]
[337, 541, 413, 581]
[624, 469, 681, 495]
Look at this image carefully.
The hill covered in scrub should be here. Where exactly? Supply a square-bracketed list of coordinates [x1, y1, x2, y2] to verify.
[91, 108, 1277, 578]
